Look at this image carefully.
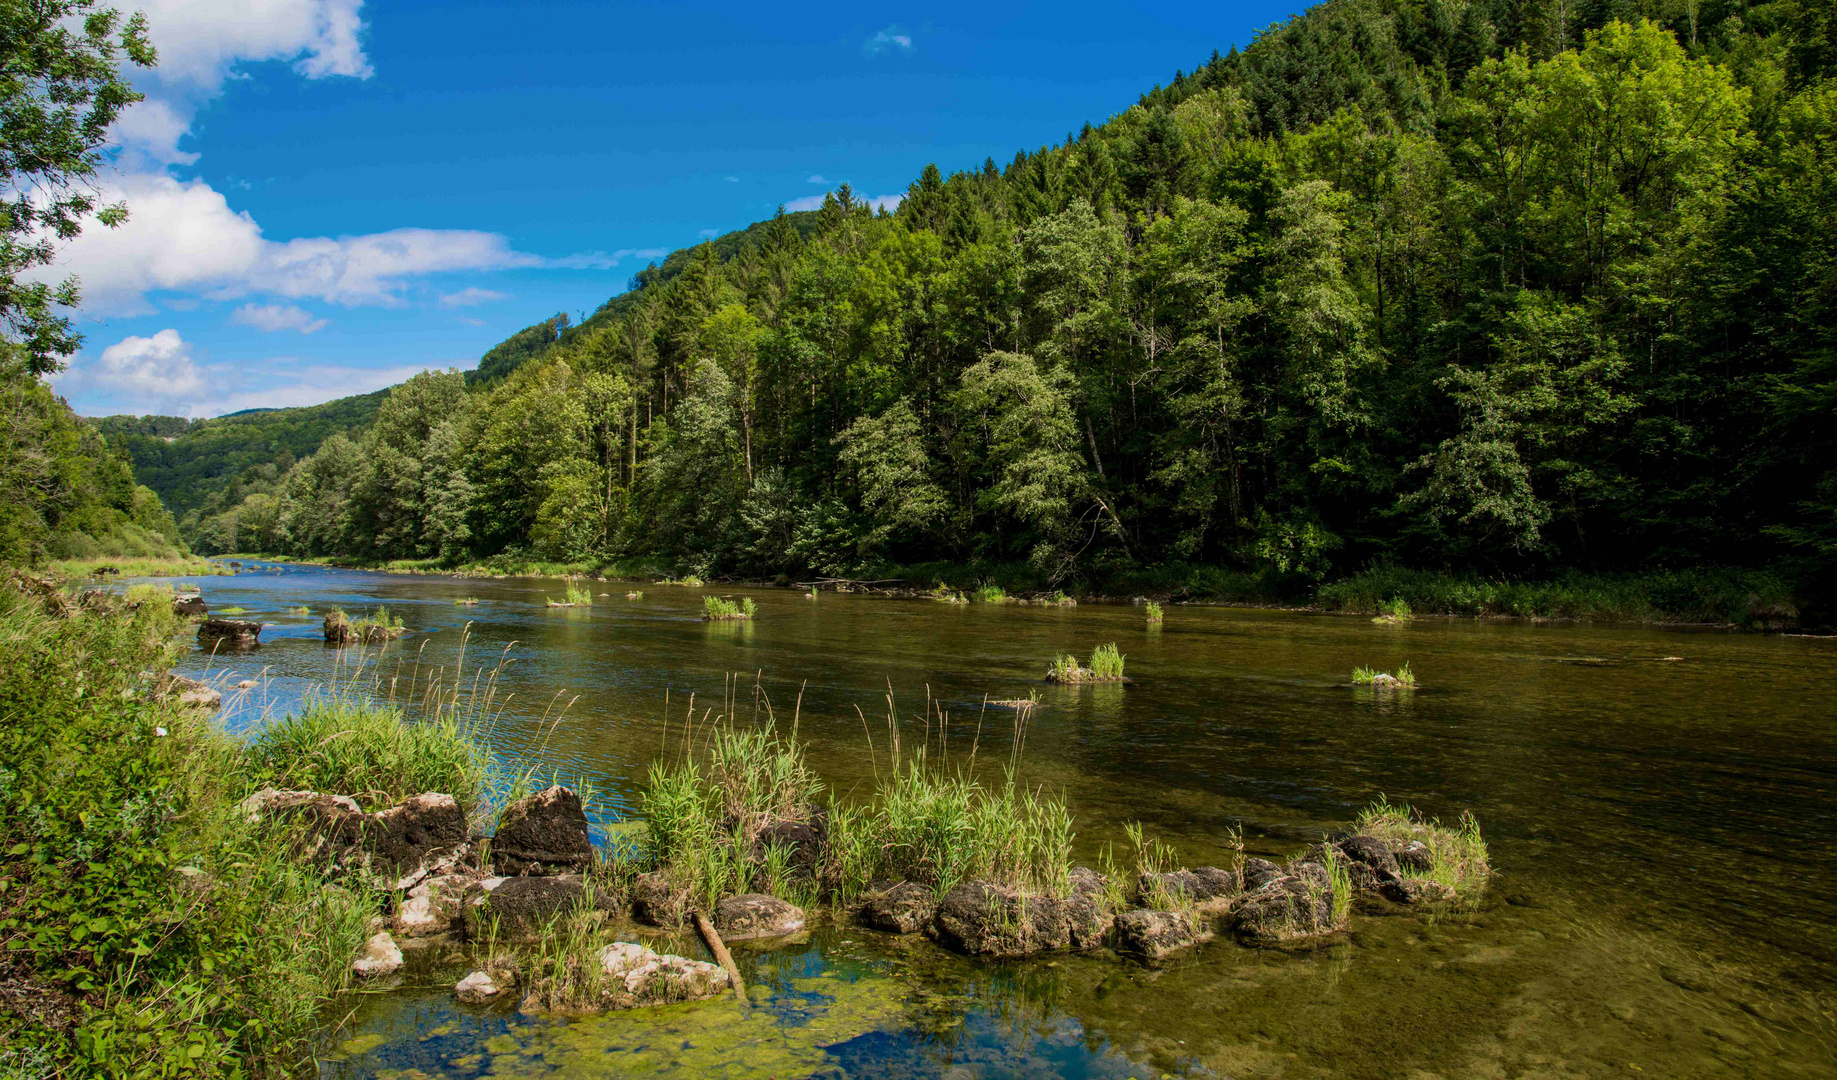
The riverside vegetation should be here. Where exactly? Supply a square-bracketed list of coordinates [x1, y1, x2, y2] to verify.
[68, 2, 1833, 629]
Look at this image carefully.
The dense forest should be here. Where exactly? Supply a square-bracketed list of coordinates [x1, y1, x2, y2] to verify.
[91, 0, 1837, 606]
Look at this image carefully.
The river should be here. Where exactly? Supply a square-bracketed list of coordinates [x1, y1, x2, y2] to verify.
[156, 561, 1837, 1078]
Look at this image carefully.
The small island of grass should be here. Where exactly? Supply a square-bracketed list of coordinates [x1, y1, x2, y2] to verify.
[1352, 662, 1415, 688]
[703, 595, 757, 621]
[1371, 597, 1413, 625]
[546, 581, 593, 607]
[1146, 601, 1164, 625]
[1046, 642, 1127, 684]
[324, 606, 407, 645]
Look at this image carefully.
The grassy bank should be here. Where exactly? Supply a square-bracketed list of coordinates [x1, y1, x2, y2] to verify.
[1315, 566, 1799, 627]
[0, 578, 486, 1075]
[48, 555, 228, 578]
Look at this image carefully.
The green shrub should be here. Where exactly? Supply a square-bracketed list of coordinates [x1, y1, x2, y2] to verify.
[702, 595, 755, 620]
[1355, 797, 1490, 900]
[1090, 643, 1125, 680]
[971, 583, 1008, 604]
[1145, 601, 1163, 623]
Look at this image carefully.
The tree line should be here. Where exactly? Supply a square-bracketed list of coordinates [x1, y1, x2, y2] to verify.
[178, 1, 1836, 596]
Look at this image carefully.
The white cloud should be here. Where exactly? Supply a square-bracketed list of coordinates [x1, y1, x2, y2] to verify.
[111, 99, 200, 165]
[723, 175, 740, 183]
[230, 302, 329, 333]
[864, 27, 913, 54]
[135, 0, 372, 90]
[455, 316, 487, 327]
[806, 174, 826, 184]
[781, 191, 905, 214]
[698, 229, 719, 238]
[186, 363, 434, 417]
[93, 329, 205, 397]
[437, 287, 510, 308]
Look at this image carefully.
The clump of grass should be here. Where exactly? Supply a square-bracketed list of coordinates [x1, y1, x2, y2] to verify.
[1044, 643, 1127, 684]
[519, 885, 610, 1014]
[971, 583, 1009, 604]
[1354, 796, 1490, 900]
[245, 696, 489, 815]
[548, 579, 593, 606]
[659, 575, 705, 587]
[1351, 662, 1415, 687]
[1044, 590, 1076, 607]
[873, 765, 1074, 900]
[625, 590, 644, 599]
[454, 597, 480, 606]
[216, 605, 248, 615]
[702, 596, 756, 621]
[1125, 820, 1192, 912]
[1145, 601, 1164, 624]
[289, 604, 312, 615]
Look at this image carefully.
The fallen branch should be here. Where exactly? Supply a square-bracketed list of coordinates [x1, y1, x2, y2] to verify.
[692, 911, 748, 1009]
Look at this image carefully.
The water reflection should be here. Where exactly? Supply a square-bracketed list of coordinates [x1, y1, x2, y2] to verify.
[124, 561, 1837, 1077]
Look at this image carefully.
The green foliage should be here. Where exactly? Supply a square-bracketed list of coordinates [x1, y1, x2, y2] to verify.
[1320, 566, 1799, 626]
[701, 595, 755, 620]
[105, 10, 1833, 619]
[1089, 642, 1125, 680]
[971, 583, 1008, 603]
[0, 587, 377, 1073]
[245, 697, 488, 816]
[1145, 601, 1164, 623]
[1351, 663, 1414, 686]
[1355, 796, 1491, 900]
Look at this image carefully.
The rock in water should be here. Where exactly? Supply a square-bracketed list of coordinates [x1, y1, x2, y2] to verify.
[455, 969, 502, 1003]
[1113, 909, 1203, 961]
[1231, 861, 1344, 945]
[629, 871, 690, 927]
[197, 619, 260, 649]
[492, 786, 594, 876]
[461, 874, 611, 940]
[714, 893, 806, 940]
[592, 942, 730, 1010]
[929, 882, 1072, 958]
[366, 793, 468, 877]
[395, 874, 471, 937]
[1136, 865, 1238, 911]
[172, 595, 208, 617]
[352, 931, 403, 977]
[858, 881, 937, 935]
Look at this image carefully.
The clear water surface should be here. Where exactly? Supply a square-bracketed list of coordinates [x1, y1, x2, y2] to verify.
[144, 562, 1837, 1079]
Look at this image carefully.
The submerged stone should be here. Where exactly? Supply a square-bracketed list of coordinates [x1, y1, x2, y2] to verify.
[455, 969, 503, 1004]
[520, 942, 729, 1014]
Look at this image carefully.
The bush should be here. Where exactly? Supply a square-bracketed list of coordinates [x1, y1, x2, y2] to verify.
[702, 595, 755, 620]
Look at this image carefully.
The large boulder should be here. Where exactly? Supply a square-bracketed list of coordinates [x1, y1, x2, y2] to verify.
[524, 942, 728, 1014]
[1113, 909, 1205, 961]
[714, 893, 805, 940]
[1064, 867, 1114, 950]
[858, 881, 937, 935]
[492, 786, 593, 876]
[197, 619, 260, 650]
[172, 595, 208, 617]
[928, 883, 1072, 958]
[461, 874, 608, 940]
[752, 812, 827, 879]
[366, 793, 468, 877]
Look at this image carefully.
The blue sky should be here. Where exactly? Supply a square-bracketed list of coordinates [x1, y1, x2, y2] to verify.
[50, 0, 1300, 418]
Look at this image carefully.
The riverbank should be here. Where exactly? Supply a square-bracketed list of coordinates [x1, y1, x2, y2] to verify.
[0, 574, 472, 1074]
[208, 552, 1810, 630]
[48, 555, 229, 578]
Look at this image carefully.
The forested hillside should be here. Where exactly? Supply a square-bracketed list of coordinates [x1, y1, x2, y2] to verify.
[177, 0, 1837, 607]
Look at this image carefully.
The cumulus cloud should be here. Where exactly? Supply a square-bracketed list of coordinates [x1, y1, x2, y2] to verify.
[438, 287, 509, 308]
[724, 175, 740, 183]
[93, 329, 205, 397]
[806, 174, 826, 184]
[698, 229, 719, 238]
[230, 302, 329, 333]
[188, 363, 436, 417]
[136, 0, 372, 89]
[864, 26, 913, 54]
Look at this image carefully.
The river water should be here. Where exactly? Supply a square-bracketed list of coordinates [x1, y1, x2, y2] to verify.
[155, 561, 1837, 1078]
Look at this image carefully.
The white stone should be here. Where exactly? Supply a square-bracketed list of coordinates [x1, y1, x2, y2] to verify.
[455, 969, 500, 1003]
[394, 874, 469, 937]
[352, 931, 403, 978]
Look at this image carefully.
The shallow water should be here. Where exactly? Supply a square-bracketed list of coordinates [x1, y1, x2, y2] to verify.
[149, 562, 1837, 1077]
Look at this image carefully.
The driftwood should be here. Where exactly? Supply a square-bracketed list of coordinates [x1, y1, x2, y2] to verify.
[692, 911, 748, 1009]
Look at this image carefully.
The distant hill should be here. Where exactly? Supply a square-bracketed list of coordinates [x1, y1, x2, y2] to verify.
[97, 208, 822, 516]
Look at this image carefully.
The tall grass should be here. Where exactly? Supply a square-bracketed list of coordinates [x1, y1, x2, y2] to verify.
[702, 595, 756, 620]
[1351, 662, 1414, 686]
[1090, 643, 1125, 680]
[971, 583, 1009, 604]
[1145, 601, 1164, 624]
[245, 697, 489, 814]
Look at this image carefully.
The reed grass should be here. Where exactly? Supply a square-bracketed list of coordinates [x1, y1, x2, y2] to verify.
[702, 595, 756, 620]
[1351, 662, 1414, 686]
[245, 696, 490, 815]
[455, 597, 480, 605]
[971, 583, 1009, 604]
[1145, 601, 1163, 624]
[1354, 796, 1490, 899]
